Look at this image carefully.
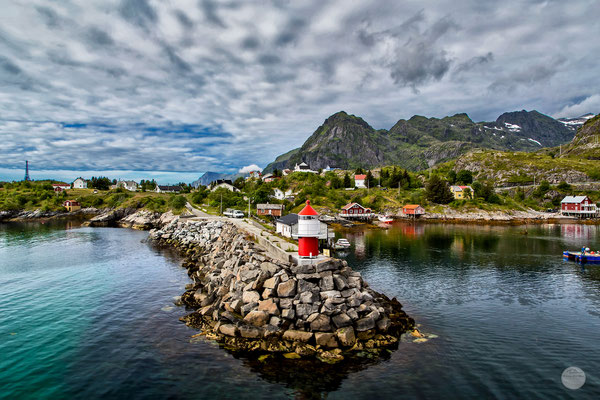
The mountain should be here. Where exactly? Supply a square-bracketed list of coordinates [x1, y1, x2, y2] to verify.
[191, 171, 245, 188]
[557, 113, 595, 130]
[559, 114, 600, 160]
[264, 109, 575, 172]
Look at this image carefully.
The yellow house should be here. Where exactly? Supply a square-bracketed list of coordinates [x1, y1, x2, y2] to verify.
[450, 185, 473, 200]
[63, 200, 81, 212]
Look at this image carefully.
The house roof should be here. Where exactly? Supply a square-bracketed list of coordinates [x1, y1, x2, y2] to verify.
[214, 179, 233, 186]
[450, 185, 472, 191]
[341, 202, 366, 210]
[257, 203, 284, 210]
[120, 180, 138, 186]
[276, 213, 299, 226]
[403, 204, 422, 209]
[158, 185, 182, 191]
[355, 174, 366, 180]
[299, 200, 319, 216]
[561, 196, 588, 203]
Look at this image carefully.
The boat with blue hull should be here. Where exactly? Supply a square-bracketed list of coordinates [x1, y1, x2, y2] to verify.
[563, 251, 600, 264]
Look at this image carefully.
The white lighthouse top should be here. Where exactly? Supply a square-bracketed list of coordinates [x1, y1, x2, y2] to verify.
[297, 201, 320, 236]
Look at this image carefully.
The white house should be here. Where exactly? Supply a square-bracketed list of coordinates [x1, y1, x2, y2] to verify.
[275, 213, 331, 240]
[156, 185, 182, 193]
[72, 178, 87, 189]
[211, 180, 240, 192]
[293, 162, 317, 173]
[354, 174, 367, 188]
[272, 188, 293, 200]
[118, 180, 138, 191]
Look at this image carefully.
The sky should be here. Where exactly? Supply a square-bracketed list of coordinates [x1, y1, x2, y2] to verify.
[1, 0, 599, 183]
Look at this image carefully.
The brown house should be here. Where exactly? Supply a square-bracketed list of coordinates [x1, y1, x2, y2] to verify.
[256, 203, 284, 217]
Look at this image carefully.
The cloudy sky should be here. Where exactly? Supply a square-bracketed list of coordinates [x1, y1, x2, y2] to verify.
[1, 0, 598, 182]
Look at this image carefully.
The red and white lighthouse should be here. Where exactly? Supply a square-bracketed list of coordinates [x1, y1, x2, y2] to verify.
[297, 200, 320, 258]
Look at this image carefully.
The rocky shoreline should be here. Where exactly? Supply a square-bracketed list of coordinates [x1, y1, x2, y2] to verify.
[149, 218, 415, 362]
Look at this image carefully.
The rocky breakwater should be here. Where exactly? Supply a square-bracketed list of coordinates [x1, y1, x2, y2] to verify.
[149, 219, 414, 362]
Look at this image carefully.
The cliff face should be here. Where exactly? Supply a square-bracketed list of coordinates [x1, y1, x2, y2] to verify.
[149, 219, 415, 360]
[560, 114, 600, 160]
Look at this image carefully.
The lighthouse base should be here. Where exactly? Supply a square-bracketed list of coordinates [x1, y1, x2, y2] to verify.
[298, 236, 319, 258]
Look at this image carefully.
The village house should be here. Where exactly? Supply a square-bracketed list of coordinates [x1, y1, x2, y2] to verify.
[282, 169, 292, 176]
[272, 188, 293, 200]
[256, 203, 284, 217]
[72, 177, 87, 189]
[211, 180, 240, 192]
[249, 171, 262, 179]
[117, 180, 139, 191]
[561, 196, 598, 218]
[275, 213, 332, 242]
[63, 200, 81, 212]
[402, 204, 425, 218]
[156, 185, 182, 193]
[52, 183, 71, 193]
[354, 174, 367, 188]
[293, 162, 317, 173]
[340, 202, 373, 220]
[450, 185, 473, 200]
[262, 173, 275, 182]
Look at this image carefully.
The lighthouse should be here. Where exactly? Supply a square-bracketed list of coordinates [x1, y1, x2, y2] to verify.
[297, 200, 320, 258]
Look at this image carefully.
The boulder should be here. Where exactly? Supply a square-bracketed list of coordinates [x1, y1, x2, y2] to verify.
[243, 310, 270, 327]
[260, 262, 279, 276]
[319, 272, 335, 291]
[336, 327, 356, 347]
[315, 259, 339, 273]
[332, 312, 352, 328]
[309, 314, 332, 332]
[299, 291, 319, 304]
[355, 315, 376, 332]
[281, 308, 295, 319]
[263, 276, 280, 289]
[315, 332, 338, 348]
[242, 290, 261, 304]
[258, 299, 280, 315]
[277, 279, 297, 297]
[282, 330, 313, 343]
[219, 324, 238, 337]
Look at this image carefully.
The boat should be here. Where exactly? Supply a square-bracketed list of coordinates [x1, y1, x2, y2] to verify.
[563, 250, 600, 264]
[333, 238, 351, 250]
[378, 215, 394, 224]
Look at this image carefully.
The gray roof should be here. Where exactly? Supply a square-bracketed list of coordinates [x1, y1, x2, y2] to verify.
[561, 195, 588, 203]
[257, 203, 284, 210]
[276, 213, 298, 226]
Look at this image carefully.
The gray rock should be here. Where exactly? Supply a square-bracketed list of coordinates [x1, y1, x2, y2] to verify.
[261, 288, 275, 299]
[260, 262, 279, 276]
[296, 303, 318, 317]
[315, 259, 340, 273]
[333, 274, 348, 291]
[355, 315, 376, 332]
[346, 308, 359, 321]
[319, 272, 335, 291]
[241, 302, 258, 316]
[320, 290, 342, 300]
[291, 263, 316, 274]
[277, 279, 297, 297]
[269, 316, 282, 327]
[299, 291, 319, 304]
[332, 312, 352, 328]
[281, 308, 295, 319]
[239, 325, 263, 339]
[377, 317, 391, 332]
[309, 314, 332, 332]
[263, 276, 280, 289]
[297, 279, 318, 293]
[279, 298, 293, 309]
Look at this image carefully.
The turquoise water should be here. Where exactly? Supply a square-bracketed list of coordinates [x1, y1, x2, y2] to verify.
[1, 221, 600, 399]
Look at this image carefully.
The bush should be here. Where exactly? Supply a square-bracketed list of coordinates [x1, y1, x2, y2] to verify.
[169, 195, 187, 210]
[425, 175, 454, 204]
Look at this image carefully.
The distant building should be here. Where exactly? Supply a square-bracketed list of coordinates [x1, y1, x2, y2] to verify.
[52, 183, 71, 193]
[63, 200, 81, 212]
[272, 188, 293, 200]
[156, 185, 182, 193]
[211, 180, 239, 192]
[340, 202, 373, 220]
[450, 185, 473, 200]
[275, 213, 331, 240]
[354, 174, 367, 188]
[282, 169, 292, 176]
[293, 162, 317, 173]
[256, 203, 284, 217]
[249, 171, 262, 179]
[402, 204, 425, 217]
[117, 180, 138, 191]
[72, 178, 87, 189]
[262, 173, 275, 182]
[561, 196, 597, 218]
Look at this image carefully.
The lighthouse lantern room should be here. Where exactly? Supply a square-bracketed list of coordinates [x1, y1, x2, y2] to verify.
[297, 200, 320, 258]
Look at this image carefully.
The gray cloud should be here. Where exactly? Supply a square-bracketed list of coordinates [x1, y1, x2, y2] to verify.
[0, 0, 598, 177]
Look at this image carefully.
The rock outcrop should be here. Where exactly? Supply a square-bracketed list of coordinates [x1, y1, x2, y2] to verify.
[149, 218, 414, 361]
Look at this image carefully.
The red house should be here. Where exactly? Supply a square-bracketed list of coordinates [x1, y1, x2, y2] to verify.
[402, 204, 425, 217]
[561, 196, 597, 218]
[340, 202, 373, 220]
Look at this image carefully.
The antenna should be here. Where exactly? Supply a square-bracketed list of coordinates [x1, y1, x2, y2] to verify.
[24, 160, 31, 181]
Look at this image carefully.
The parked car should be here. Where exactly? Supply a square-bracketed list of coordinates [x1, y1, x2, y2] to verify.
[223, 208, 244, 218]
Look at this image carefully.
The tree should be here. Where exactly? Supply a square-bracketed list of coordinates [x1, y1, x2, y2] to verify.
[557, 181, 571, 191]
[425, 175, 454, 204]
[88, 176, 111, 190]
[343, 173, 351, 188]
[366, 170, 376, 188]
[456, 170, 473, 184]
[354, 167, 364, 175]
[463, 187, 472, 200]
[447, 170, 457, 184]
